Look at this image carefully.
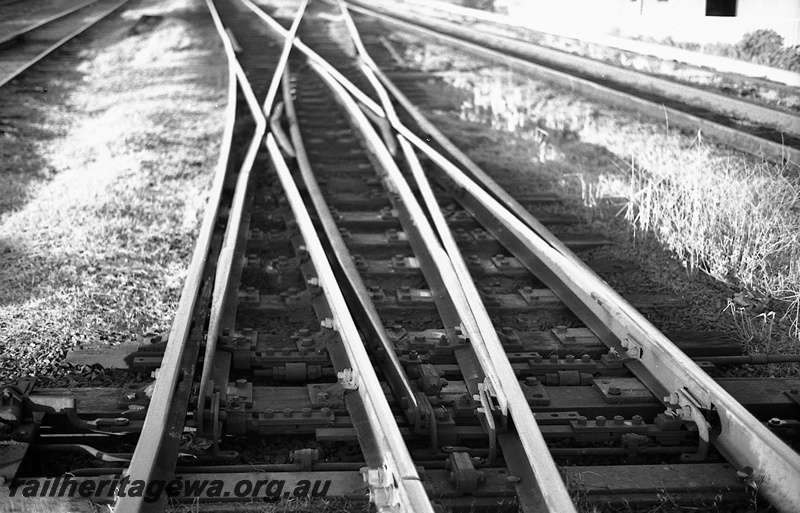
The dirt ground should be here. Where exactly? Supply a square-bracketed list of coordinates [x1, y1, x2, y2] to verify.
[0, 0, 226, 385]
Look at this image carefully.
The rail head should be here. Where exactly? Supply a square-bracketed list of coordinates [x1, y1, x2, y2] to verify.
[265, 134, 434, 513]
[115, 1, 251, 509]
[275, 4, 800, 506]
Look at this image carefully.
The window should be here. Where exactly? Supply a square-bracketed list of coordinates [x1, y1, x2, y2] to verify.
[706, 0, 736, 16]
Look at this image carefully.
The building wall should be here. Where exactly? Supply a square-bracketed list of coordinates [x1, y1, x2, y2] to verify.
[507, 0, 800, 45]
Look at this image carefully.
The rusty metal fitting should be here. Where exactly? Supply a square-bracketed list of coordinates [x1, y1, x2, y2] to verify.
[524, 376, 539, 386]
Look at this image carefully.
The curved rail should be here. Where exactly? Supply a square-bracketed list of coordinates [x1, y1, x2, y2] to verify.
[243, 1, 800, 508]
[364, 51, 800, 513]
[113, 1, 242, 510]
[337, 2, 578, 510]
[101, 1, 799, 511]
[119, 0, 437, 510]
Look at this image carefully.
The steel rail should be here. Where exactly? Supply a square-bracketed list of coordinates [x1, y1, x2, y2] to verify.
[252, 7, 800, 506]
[196, 0, 308, 429]
[358, 69, 800, 511]
[0, 0, 100, 45]
[364, 61, 800, 508]
[411, 139, 800, 509]
[278, 66, 420, 424]
[208, 3, 435, 510]
[113, 1, 243, 510]
[336, 2, 577, 511]
[345, 1, 800, 168]
[265, 133, 435, 513]
[121, 2, 433, 510]
[314, 40, 579, 508]
[0, 0, 131, 88]
[238, 0, 384, 117]
[309, 58, 512, 414]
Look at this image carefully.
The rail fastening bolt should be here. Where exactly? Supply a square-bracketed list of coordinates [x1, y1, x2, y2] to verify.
[632, 415, 643, 426]
[577, 416, 587, 426]
[595, 415, 606, 426]
[736, 466, 753, 482]
[283, 408, 293, 418]
[608, 386, 621, 396]
[614, 415, 624, 425]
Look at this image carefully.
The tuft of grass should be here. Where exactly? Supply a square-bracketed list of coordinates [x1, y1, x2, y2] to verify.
[438, 67, 800, 349]
[623, 135, 800, 343]
[165, 497, 371, 513]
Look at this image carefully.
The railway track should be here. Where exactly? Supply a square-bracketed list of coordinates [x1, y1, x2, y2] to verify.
[0, 0, 131, 88]
[2, 0, 799, 512]
[344, 0, 800, 168]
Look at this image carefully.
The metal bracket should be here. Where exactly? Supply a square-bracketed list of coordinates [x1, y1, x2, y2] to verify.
[621, 334, 644, 360]
[290, 448, 319, 471]
[362, 465, 399, 512]
[664, 388, 710, 461]
[337, 369, 359, 390]
[446, 451, 484, 494]
[474, 381, 499, 464]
